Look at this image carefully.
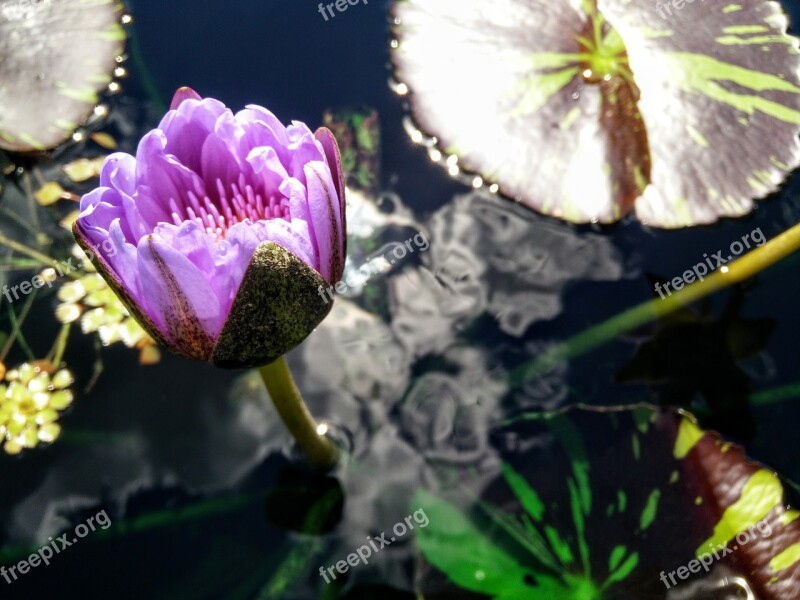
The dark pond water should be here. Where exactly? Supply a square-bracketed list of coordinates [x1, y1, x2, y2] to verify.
[1, 0, 800, 598]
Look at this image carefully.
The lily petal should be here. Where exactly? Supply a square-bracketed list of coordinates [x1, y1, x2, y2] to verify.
[314, 127, 346, 280]
[304, 160, 344, 285]
[137, 234, 221, 359]
[169, 86, 202, 110]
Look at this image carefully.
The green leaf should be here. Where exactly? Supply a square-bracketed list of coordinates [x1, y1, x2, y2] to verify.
[502, 462, 545, 522]
[608, 545, 627, 572]
[603, 552, 639, 589]
[412, 489, 530, 596]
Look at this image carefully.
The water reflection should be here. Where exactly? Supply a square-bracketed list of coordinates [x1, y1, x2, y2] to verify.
[399, 345, 507, 465]
[390, 190, 628, 352]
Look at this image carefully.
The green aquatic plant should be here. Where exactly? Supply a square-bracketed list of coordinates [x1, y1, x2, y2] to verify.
[412, 405, 800, 598]
[391, 0, 800, 226]
[55, 267, 160, 364]
[0, 361, 74, 455]
[322, 107, 381, 195]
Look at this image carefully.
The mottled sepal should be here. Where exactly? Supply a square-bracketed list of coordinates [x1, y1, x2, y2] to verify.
[211, 241, 334, 368]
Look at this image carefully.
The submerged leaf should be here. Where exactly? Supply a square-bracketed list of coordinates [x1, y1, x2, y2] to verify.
[413, 489, 534, 597]
[391, 0, 800, 227]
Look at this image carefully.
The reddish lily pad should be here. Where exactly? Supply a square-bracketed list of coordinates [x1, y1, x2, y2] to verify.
[412, 405, 800, 598]
[0, 0, 126, 152]
[391, 0, 800, 227]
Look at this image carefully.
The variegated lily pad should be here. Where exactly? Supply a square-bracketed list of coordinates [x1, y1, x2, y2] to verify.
[413, 405, 800, 598]
[0, 0, 126, 152]
[391, 0, 800, 227]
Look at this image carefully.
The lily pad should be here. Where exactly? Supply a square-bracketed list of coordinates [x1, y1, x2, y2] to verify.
[63, 156, 106, 182]
[412, 405, 800, 598]
[391, 0, 800, 227]
[33, 180, 67, 205]
[0, 0, 126, 152]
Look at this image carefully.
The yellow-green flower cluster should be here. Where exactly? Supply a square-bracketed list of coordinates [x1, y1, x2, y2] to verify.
[55, 268, 159, 364]
[56, 272, 149, 346]
[0, 363, 74, 455]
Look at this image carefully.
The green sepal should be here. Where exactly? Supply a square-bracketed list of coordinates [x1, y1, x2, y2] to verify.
[211, 241, 334, 368]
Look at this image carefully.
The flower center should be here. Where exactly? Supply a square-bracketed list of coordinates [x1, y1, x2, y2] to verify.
[168, 173, 290, 240]
[576, 2, 631, 84]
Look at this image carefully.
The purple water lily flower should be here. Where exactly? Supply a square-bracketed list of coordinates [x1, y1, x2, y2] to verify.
[73, 87, 346, 368]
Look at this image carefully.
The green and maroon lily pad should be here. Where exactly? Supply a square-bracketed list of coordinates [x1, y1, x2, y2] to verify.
[412, 405, 800, 598]
[0, 0, 126, 152]
[391, 0, 800, 227]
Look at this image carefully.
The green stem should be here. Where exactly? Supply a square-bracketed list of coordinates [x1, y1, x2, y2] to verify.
[520, 221, 800, 382]
[0, 231, 59, 269]
[0, 232, 82, 280]
[258, 356, 339, 469]
[47, 322, 72, 368]
[1, 289, 38, 362]
[750, 382, 800, 408]
[0, 207, 40, 239]
[20, 171, 42, 236]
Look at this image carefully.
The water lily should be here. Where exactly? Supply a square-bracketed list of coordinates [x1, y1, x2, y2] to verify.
[73, 87, 346, 368]
[73, 87, 346, 468]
